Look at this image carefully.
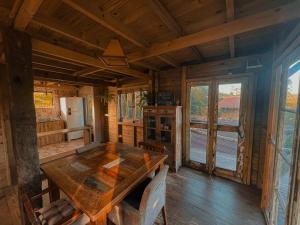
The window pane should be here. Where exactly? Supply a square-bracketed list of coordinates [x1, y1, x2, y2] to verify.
[277, 154, 291, 209]
[218, 83, 241, 126]
[135, 91, 142, 120]
[126, 93, 133, 119]
[281, 111, 296, 164]
[215, 131, 238, 171]
[190, 128, 207, 164]
[120, 94, 127, 119]
[285, 60, 300, 110]
[190, 86, 209, 123]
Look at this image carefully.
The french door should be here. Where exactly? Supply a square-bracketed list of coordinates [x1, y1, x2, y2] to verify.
[186, 76, 254, 183]
[270, 59, 300, 225]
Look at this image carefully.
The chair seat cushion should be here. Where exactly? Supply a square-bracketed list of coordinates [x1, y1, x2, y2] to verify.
[36, 199, 75, 225]
[124, 178, 152, 210]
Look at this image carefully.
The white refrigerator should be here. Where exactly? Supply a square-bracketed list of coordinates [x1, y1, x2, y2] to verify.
[60, 97, 84, 141]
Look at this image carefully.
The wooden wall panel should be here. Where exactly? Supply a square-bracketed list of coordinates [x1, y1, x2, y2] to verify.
[36, 120, 65, 147]
[158, 68, 182, 105]
[107, 87, 118, 143]
[122, 125, 135, 146]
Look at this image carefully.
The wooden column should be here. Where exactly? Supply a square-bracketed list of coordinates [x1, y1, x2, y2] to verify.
[181, 66, 187, 163]
[0, 28, 41, 202]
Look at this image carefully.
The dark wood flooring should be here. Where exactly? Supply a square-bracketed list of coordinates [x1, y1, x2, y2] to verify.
[163, 167, 266, 225]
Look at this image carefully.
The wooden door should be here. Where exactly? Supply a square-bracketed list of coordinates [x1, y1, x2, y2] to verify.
[186, 76, 254, 183]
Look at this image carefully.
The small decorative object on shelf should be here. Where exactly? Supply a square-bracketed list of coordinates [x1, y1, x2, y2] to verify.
[143, 105, 182, 172]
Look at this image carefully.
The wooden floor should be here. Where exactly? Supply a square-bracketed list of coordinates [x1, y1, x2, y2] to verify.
[42, 166, 265, 225]
[160, 167, 266, 225]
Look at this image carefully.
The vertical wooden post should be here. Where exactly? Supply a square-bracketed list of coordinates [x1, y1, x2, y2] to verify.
[0, 28, 41, 203]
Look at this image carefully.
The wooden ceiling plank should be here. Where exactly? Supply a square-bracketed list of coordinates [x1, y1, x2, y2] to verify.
[62, 0, 176, 68]
[145, 0, 204, 61]
[14, 0, 44, 30]
[226, 0, 235, 58]
[31, 15, 104, 51]
[30, 15, 161, 71]
[127, 1, 300, 62]
[31, 39, 148, 80]
[32, 62, 77, 72]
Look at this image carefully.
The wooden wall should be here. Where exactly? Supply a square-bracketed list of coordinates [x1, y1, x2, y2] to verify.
[34, 85, 78, 122]
[107, 87, 118, 143]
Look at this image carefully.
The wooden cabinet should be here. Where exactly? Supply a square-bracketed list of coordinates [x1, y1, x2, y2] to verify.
[143, 106, 182, 172]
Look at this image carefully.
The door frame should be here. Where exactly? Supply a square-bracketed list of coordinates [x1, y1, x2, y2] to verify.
[184, 73, 256, 184]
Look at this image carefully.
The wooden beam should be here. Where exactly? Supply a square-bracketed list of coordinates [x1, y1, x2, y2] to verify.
[9, 0, 22, 19]
[31, 15, 104, 50]
[14, 0, 44, 30]
[32, 62, 77, 72]
[145, 0, 204, 61]
[128, 2, 300, 61]
[31, 39, 148, 80]
[30, 15, 160, 70]
[0, 28, 42, 205]
[62, 0, 177, 67]
[226, 0, 235, 58]
[74, 67, 106, 77]
[34, 71, 114, 86]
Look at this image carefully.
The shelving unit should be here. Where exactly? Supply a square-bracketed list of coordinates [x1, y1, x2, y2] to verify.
[143, 106, 182, 172]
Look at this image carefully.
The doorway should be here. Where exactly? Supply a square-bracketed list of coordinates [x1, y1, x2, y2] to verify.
[186, 75, 254, 183]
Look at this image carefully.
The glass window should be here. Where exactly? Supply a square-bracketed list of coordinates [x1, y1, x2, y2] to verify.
[218, 83, 241, 126]
[118, 90, 148, 121]
[190, 86, 209, 123]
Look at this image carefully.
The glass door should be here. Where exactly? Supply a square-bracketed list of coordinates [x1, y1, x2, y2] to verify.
[187, 82, 211, 170]
[187, 77, 253, 182]
[214, 82, 243, 176]
[271, 59, 300, 225]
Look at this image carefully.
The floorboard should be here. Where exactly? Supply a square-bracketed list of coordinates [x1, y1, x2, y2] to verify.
[162, 167, 266, 225]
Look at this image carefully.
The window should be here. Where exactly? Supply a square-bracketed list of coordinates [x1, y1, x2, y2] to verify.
[34, 92, 53, 108]
[118, 90, 148, 121]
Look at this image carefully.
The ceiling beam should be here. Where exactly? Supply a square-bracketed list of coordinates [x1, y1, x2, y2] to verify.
[34, 71, 115, 86]
[127, 1, 300, 62]
[73, 67, 106, 77]
[32, 62, 77, 72]
[62, 0, 178, 67]
[9, 0, 22, 20]
[226, 0, 235, 58]
[31, 39, 148, 80]
[145, 0, 204, 61]
[30, 15, 160, 71]
[14, 0, 44, 30]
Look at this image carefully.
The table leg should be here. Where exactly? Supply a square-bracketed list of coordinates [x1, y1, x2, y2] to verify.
[48, 179, 60, 202]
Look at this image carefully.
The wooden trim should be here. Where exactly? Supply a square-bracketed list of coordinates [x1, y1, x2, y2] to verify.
[127, 2, 300, 61]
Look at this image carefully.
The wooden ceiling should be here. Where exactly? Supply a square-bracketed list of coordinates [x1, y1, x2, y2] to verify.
[0, 0, 300, 85]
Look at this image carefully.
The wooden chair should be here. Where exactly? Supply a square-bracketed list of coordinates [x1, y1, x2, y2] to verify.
[138, 142, 167, 154]
[22, 187, 90, 225]
[108, 165, 169, 225]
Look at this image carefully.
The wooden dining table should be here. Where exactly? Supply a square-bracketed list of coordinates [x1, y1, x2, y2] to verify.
[40, 143, 167, 225]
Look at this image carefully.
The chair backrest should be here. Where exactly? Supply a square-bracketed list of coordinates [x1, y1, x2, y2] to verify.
[138, 142, 167, 154]
[139, 165, 169, 225]
[22, 192, 42, 225]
